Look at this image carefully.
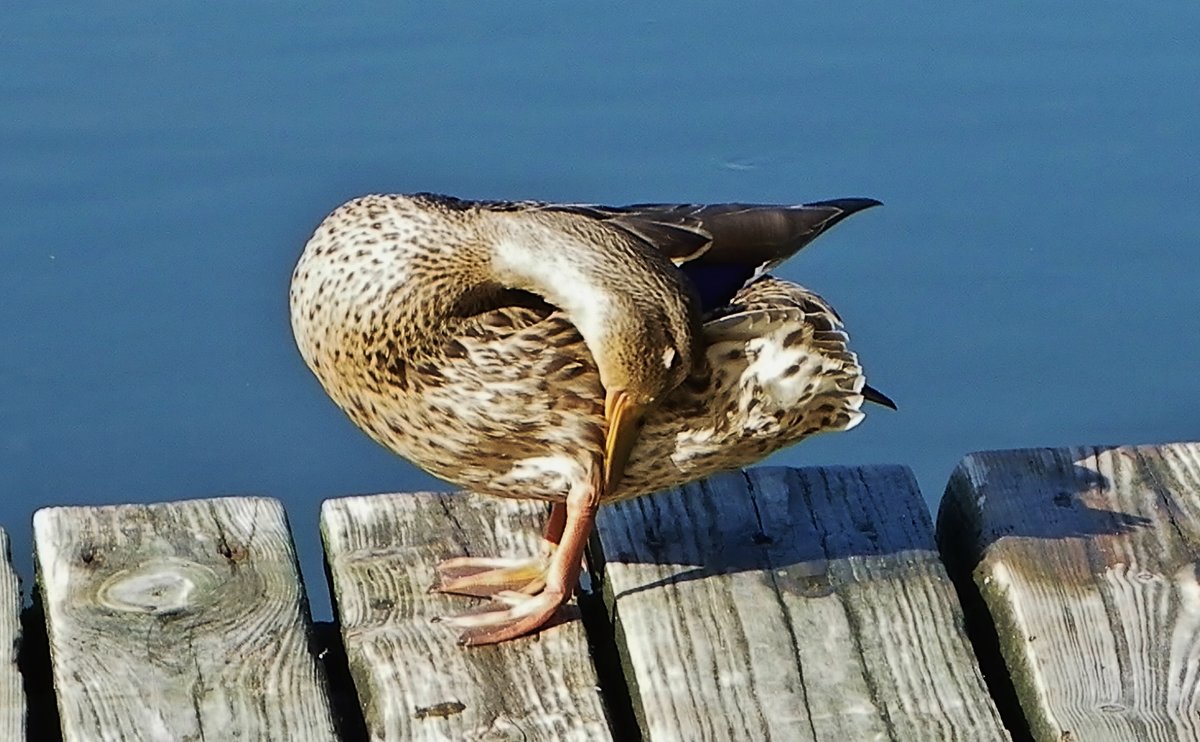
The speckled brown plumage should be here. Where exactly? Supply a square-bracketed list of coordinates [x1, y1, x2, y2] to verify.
[288, 191, 889, 644]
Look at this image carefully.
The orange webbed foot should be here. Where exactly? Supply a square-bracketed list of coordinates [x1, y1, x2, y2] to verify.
[431, 556, 548, 599]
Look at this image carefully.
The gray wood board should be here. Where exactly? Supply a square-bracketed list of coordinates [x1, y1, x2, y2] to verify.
[34, 496, 337, 741]
[938, 443, 1200, 741]
[321, 492, 612, 741]
[0, 528, 24, 740]
[594, 465, 1008, 741]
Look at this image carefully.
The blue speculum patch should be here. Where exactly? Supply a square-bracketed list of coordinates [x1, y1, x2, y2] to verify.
[680, 261, 761, 312]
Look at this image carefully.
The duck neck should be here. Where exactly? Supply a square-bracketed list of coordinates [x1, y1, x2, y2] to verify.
[480, 208, 701, 395]
[486, 218, 618, 354]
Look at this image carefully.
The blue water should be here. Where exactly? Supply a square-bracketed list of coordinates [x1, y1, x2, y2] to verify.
[3, 4, 1198, 617]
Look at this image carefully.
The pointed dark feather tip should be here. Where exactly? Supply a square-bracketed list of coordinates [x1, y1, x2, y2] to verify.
[803, 197, 883, 216]
[863, 384, 897, 410]
[805, 197, 884, 211]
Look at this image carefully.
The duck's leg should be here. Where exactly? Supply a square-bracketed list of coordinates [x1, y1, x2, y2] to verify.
[435, 390, 646, 646]
[436, 470, 602, 646]
[542, 502, 567, 544]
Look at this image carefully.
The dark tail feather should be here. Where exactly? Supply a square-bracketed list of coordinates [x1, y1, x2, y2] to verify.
[680, 197, 883, 266]
[676, 198, 882, 310]
[863, 384, 897, 410]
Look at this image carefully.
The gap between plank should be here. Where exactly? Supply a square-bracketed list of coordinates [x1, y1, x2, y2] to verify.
[582, 533, 642, 741]
[937, 498, 1034, 742]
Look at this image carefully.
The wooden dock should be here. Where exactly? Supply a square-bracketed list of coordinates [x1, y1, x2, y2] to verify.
[1, 442, 1197, 740]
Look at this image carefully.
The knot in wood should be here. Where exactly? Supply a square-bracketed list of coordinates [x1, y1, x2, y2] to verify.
[95, 557, 220, 616]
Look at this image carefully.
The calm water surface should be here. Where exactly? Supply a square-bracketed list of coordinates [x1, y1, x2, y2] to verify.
[3, 3, 1198, 617]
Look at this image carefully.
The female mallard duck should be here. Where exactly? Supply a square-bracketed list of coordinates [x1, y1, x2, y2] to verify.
[289, 192, 892, 645]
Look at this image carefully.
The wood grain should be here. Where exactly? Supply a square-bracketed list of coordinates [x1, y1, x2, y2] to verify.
[321, 492, 612, 741]
[0, 528, 25, 740]
[594, 465, 1007, 741]
[938, 443, 1200, 741]
[33, 496, 338, 741]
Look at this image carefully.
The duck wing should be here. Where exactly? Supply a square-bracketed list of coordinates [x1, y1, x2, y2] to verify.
[545, 198, 882, 310]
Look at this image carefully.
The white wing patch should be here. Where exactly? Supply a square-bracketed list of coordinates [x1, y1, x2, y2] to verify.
[743, 330, 831, 409]
[670, 425, 722, 468]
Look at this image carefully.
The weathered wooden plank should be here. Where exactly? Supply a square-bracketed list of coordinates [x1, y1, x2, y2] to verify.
[0, 528, 25, 740]
[937, 444, 1200, 741]
[593, 465, 1008, 741]
[33, 496, 338, 741]
[321, 492, 612, 741]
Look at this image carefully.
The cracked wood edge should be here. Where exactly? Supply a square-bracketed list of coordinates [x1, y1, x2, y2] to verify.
[320, 492, 612, 742]
[593, 465, 1008, 741]
[33, 497, 337, 741]
[938, 443, 1200, 742]
[0, 528, 24, 740]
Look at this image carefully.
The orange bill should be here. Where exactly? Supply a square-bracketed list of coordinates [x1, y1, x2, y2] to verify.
[603, 389, 646, 498]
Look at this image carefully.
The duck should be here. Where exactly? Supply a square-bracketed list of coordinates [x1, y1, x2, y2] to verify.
[289, 192, 892, 646]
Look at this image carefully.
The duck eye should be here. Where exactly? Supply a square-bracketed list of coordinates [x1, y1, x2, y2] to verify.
[661, 346, 677, 369]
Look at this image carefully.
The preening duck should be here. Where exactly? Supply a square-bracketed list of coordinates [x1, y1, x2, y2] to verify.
[289, 193, 892, 645]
